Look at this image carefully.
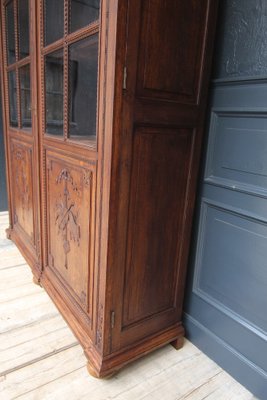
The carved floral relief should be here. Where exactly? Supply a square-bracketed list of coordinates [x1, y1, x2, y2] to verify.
[55, 168, 81, 269]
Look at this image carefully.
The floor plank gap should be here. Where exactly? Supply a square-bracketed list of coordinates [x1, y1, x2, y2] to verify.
[0, 342, 79, 378]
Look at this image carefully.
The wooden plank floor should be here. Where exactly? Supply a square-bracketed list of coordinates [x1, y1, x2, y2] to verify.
[0, 212, 257, 400]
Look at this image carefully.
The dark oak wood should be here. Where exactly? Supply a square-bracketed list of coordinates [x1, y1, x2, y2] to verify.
[0, 0, 218, 378]
[171, 336, 184, 351]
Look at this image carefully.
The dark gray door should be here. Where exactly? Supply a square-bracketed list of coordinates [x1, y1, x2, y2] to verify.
[0, 85, 7, 211]
[184, 1, 267, 398]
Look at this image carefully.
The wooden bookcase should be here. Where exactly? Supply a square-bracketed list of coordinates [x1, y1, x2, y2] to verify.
[0, 0, 218, 377]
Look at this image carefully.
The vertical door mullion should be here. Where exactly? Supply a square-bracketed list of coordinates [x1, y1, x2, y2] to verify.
[63, 0, 69, 140]
[36, 0, 48, 269]
[39, 0, 45, 139]
[0, 0, 13, 228]
[63, 45, 68, 141]
[2, 1, 12, 130]
[30, 0, 42, 267]
[13, 0, 21, 129]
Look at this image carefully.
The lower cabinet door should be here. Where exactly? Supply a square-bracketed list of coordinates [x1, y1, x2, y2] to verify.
[9, 136, 41, 269]
[45, 150, 96, 331]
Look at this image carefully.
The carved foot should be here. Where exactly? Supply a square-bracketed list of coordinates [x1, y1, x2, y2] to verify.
[6, 228, 12, 240]
[32, 276, 42, 287]
[171, 336, 184, 350]
[86, 362, 116, 379]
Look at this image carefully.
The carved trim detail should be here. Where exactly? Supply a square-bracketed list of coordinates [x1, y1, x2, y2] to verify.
[13, 147, 30, 212]
[43, 151, 49, 266]
[96, 303, 104, 347]
[83, 170, 92, 186]
[36, 231, 41, 266]
[56, 168, 81, 195]
[80, 290, 87, 305]
[14, 213, 18, 224]
[55, 168, 81, 269]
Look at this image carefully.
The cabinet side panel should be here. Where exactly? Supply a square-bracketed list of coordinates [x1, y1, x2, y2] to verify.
[137, 0, 208, 102]
[123, 127, 193, 327]
[109, 0, 218, 354]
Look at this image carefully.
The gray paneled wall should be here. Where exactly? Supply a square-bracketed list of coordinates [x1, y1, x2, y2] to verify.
[213, 0, 267, 79]
[184, 1, 267, 398]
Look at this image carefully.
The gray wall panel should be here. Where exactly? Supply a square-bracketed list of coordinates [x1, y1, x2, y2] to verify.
[184, 1, 267, 397]
[194, 202, 267, 333]
[205, 112, 267, 193]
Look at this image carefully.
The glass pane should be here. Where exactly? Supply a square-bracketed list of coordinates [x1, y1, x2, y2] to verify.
[69, 35, 98, 141]
[70, 0, 100, 33]
[45, 49, 64, 135]
[18, 0, 30, 59]
[6, 1, 16, 65]
[44, 0, 64, 46]
[8, 70, 18, 127]
[20, 64, 31, 129]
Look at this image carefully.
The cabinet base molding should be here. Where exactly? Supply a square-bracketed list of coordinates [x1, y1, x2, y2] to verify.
[85, 324, 185, 378]
[8, 229, 186, 377]
[32, 275, 42, 287]
[17, 242, 185, 378]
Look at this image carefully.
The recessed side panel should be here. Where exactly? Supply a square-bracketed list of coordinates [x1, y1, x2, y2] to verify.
[46, 151, 95, 317]
[137, 0, 209, 102]
[205, 112, 267, 194]
[194, 201, 267, 334]
[122, 127, 193, 328]
[10, 139, 34, 245]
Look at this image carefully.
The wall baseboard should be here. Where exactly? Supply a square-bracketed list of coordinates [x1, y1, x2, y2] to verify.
[183, 313, 267, 399]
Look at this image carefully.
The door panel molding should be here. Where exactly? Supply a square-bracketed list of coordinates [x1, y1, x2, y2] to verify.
[122, 126, 194, 329]
[136, 0, 210, 103]
[10, 139, 34, 243]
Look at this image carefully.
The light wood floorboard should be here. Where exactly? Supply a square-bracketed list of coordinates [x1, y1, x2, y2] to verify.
[0, 212, 257, 399]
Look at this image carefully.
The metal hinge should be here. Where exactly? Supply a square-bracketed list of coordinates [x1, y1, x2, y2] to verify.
[111, 311, 115, 329]
[123, 66, 127, 90]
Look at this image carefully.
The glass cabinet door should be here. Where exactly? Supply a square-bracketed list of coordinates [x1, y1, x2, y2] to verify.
[5, 0, 32, 132]
[43, 0, 100, 145]
[1, 0, 41, 266]
[68, 34, 98, 141]
[45, 49, 64, 136]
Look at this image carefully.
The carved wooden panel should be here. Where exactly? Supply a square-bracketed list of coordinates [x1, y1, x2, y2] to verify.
[136, 0, 209, 103]
[46, 151, 96, 316]
[122, 128, 193, 328]
[10, 140, 35, 244]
